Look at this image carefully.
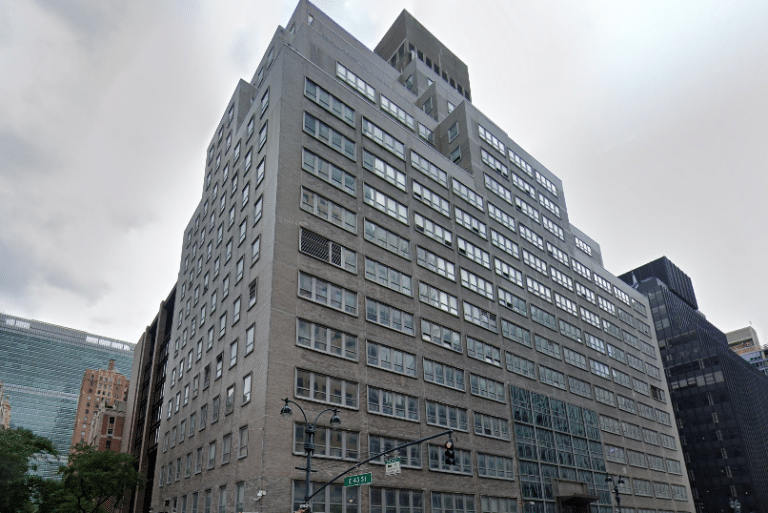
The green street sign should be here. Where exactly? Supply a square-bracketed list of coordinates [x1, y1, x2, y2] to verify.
[343, 472, 372, 487]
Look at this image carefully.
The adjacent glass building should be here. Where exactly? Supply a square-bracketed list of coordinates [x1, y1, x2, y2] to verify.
[0, 313, 134, 478]
[622, 257, 768, 513]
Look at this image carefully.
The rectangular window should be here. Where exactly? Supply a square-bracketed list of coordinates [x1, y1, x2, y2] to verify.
[535, 335, 560, 359]
[425, 400, 467, 431]
[480, 148, 508, 178]
[518, 223, 544, 250]
[594, 386, 615, 406]
[563, 347, 587, 370]
[303, 112, 355, 160]
[515, 196, 540, 223]
[363, 149, 406, 191]
[380, 94, 414, 130]
[368, 386, 419, 421]
[530, 305, 556, 331]
[547, 242, 569, 267]
[539, 365, 566, 389]
[494, 258, 523, 289]
[417, 246, 455, 281]
[297, 318, 358, 361]
[527, 276, 552, 302]
[298, 272, 357, 315]
[362, 118, 405, 160]
[420, 319, 462, 353]
[473, 412, 510, 440]
[303, 148, 356, 196]
[294, 423, 359, 461]
[336, 62, 375, 101]
[460, 268, 494, 300]
[301, 187, 357, 233]
[575, 236, 592, 256]
[568, 376, 592, 398]
[414, 181, 450, 217]
[258, 121, 267, 149]
[364, 183, 408, 224]
[478, 124, 506, 154]
[368, 437, 420, 468]
[470, 374, 505, 403]
[418, 123, 434, 144]
[467, 336, 501, 367]
[463, 300, 498, 332]
[511, 171, 536, 199]
[366, 298, 414, 335]
[454, 206, 486, 238]
[300, 228, 357, 273]
[305, 78, 355, 125]
[608, 343, 627, 364]
[589, 359, 610, 379]
[490, 229, 519, 259]
[452, 177, 483, 211]
[413, 150, 448, 188]
[428, 449, 472, 475]
[458, 237, 491, 268]
[418, 281, 458, 316]
[364, 219, 410, 259]
[296, 369, 358, 408]
[501, 319, 531, 347]
[484, 173, 514, 206]
[506, 351, 536, 379]
[367, 341, 416, 377]
[599, 415, 620, 435]
[542, 215, 564, 240]
[365, 257, 411, 296]
[424, 358, 465, 391]
[414, 213, 452, 246]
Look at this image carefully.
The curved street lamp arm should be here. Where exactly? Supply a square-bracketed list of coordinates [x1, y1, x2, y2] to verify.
[282, 398, 310, 426]
[312, 407, 339, 427]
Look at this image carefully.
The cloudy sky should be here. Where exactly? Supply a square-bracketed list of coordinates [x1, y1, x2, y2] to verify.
[1, 0, 767, 345]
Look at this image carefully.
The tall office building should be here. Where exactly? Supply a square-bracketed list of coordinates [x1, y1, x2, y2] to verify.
[726, 327, 768, 376]
[151, 3, 691, 513]
[69, 359, 130, 449]
[0, 313, 134, 478]
[0, 381, 10, 429]
[621, 257, 768, 513]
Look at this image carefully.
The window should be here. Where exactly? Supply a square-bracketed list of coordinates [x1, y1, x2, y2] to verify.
[594, 386, 615, 406]
[484, 173, 514, 206]
[490, 229, 519, 259]
[506, 351, 536, 379]
[530, 305, 556, 331]
[364, 219, 410, 259]
[426, 400, 467, 430]
[298, 272, 357, 315]
[363, 118, 404, 160]
[414, 181, 450, 217]
[232, 297, 241, 324]
[297, 319, 357, 360]
[366, 298, 414, 335]
[539, 365, 566, 389]
[219, 313, 226, 338]
[300, 187, 356, 232]
[527, 276, 552, 302]
[418, 281, 458, 316]
[575, 236, 592, 256]
[305, 79, 355, 125]
[454, 206, 486, 238]
[412, 150, 448, 188]
[303, 112, 355, 159]
[367, 341, 416, 377]
[295, 424, 358, 461]
[467, 336, 501, 366]
[568, 376, 592, 398]
[416, 247, 454, 281]
[363, 149, 406, 191]
[480, 148, 508, 178]
[612, 369, 632, 388]
[414, 213, 452, 246]
[450, 146, 461, 163]
[367, 386, 419, 421]
[457, 237, 490, 268]
[368, 437, 420, 468]
[258, 121, 267, 149]
[423, 358, 464, 390]
[447, 122, 459, 142]
[421, 319, 461, 353]
[296, 369, 358, 408]
[478, 124, 505, 154]
[452, 178, 483, 212]
[364, 183, 408, 224]
[336, 62, 375, 101]
[225, 385, 235, 414]
[222, 434, 232, 464]
[215, 354, 223, 379]
[429, 446, 472, 475]
[589, 359, 610, 379]
[380, 94, 414, 129]
[460, 268, 494, 300]
[207, 442, 216, 469]
[470, 374, 505, 402]
[463, 300, 497, 332]
[300, 153, 355, 199]
[617, 394, 636, 414]
[563, 347, 587, 370]
[229, 340, 238, 367]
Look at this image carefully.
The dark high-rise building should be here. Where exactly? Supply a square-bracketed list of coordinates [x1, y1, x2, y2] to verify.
[621, 257, 768, 513]
[0, 313, 134, 478]
[123, 287, 176, 513]
[150, 2, 692, 513]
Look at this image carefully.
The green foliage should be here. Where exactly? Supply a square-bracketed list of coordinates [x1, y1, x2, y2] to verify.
[0, 427, 59, 513]
[54, 442, 143, 513]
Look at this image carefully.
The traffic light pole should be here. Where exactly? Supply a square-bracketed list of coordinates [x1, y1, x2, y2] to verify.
[303, 428, 454, 507]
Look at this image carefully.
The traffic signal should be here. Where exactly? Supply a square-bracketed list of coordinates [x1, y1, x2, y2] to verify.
[443, 440, 456, 466]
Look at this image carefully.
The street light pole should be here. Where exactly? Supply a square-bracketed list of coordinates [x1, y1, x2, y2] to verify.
[280, 398, 341, 512]
[605, 475, 625, 513]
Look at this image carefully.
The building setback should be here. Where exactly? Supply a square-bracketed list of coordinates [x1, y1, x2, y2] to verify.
[621, 257, 768, 513]
[0, 313, 133, 478]
[70, 359, 130, 449]
[151, 2, 692, 513]
[88, 400, 127, 453]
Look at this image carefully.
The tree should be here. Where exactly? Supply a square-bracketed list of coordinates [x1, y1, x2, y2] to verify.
[55, 443, 143, 513]
[0, 427, 59, 513]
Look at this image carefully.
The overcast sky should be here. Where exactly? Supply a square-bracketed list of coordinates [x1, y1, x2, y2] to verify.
[1, 0, 767, 345]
